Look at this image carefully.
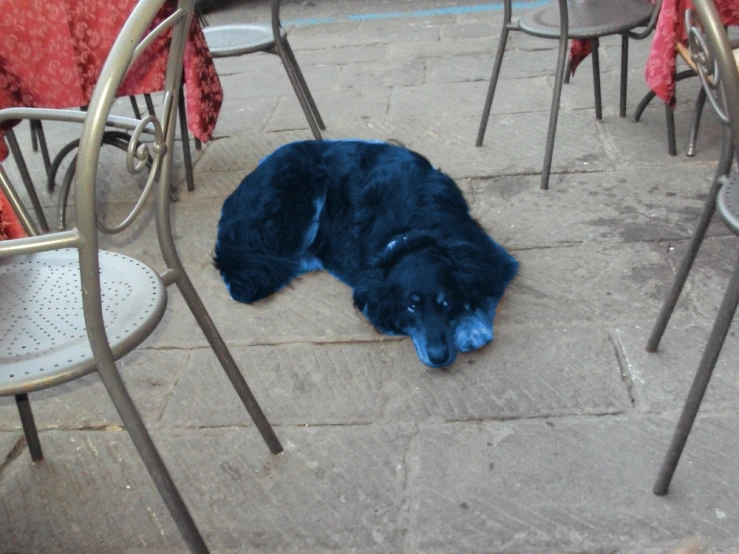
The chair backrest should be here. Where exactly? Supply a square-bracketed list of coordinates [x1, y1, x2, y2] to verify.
[686, 0, 739, 165]
[0, 0, 194, 342]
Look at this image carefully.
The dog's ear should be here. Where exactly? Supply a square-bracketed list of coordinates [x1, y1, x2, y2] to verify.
[450, 237, 518, 308]
[353, 269, 397, 333]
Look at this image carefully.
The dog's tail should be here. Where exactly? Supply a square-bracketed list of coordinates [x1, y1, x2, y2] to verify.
[214, 245, 298, 304]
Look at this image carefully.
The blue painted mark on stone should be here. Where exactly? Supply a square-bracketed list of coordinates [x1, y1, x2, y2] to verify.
[284, 1, 548, 27]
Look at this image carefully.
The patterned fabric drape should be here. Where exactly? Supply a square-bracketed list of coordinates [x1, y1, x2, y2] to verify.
[0, 0, 223, 160]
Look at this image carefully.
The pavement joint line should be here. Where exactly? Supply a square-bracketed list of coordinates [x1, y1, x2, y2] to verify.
[282, 1, 549, 27]
[608, 331, 638, 408]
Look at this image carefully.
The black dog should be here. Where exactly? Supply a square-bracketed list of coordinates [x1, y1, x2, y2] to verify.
[214, 140, 518, 368]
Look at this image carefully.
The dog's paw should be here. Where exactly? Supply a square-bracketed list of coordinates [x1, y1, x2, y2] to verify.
[455, 309, 493, 352]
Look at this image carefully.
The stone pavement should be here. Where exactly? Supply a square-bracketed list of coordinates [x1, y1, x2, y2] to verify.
[2, 0, 739, 552]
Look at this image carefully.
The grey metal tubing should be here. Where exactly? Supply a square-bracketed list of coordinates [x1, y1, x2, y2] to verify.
[646, 126, 734, 353]
[0, 229, 80, 258]
[633, 69, 696, 122]
[654, 249, 739, 495]
[686, 87, 707, 157]
[155, 101, 282, 453]
[591, 38, 602, 121]
[6, 129, 49, 232]
[31, 121, 52, 175]
[540, 0, 569, 190]
[665, 103, 677, 155]
[130, 95, 143, 119]
[564, 54, 571, 84]
[30, 121, 38, 152]
[271, 0, 322, 139]
[281, 38, 325, 130]
[144, 93, 157, 117]
[178, 83, 196, 191]
[152, 37, 282, 452]
[475, 1, 513, 147]
[15, 394, 43, 462]
[620, 35, 629, 117]
[75, 2, 210, 552]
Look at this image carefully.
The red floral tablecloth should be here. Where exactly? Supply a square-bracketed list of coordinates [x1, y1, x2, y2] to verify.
[0, 0, 223, 161]
[645, 0, 739, 106]
[570, 0, 739, 107]
[0, 190, 26, 240]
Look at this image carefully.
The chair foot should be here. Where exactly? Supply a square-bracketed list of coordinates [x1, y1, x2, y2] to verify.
[176, 272, 283, 454]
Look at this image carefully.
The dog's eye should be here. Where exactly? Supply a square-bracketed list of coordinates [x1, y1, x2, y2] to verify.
[407, 304, 417, 313]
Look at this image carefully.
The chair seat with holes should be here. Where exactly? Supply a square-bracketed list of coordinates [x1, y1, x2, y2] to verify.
[718, 173, 739, 234]
[0, 249, 166, 395]
[519, 0, 654, 39]
[202, 24, 286, 56]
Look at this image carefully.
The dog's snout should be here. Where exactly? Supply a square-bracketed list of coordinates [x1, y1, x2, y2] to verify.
[427, 343, 454, 367]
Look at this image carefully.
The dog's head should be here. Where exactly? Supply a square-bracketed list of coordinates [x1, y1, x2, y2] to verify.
[353, 231, 516, 368]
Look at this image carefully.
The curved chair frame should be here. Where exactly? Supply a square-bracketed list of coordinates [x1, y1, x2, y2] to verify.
[200, 0, 325, 140]
[646, 0, 739, 496]
[476, 0, 661, 190]
[0, 1, 281, 551]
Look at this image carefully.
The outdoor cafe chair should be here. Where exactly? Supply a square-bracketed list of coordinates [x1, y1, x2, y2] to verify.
[475, 0, 661, 190]
[198, 0, 325, 140]
[0, 0, 282, 552]
[646, 0, 739, 495]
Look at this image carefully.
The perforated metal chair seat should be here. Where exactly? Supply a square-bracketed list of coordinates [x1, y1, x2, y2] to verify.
[0, 249, 166, 396]
[202, 24, 286, 57]
[717, 173, 739, 235]
[519, 0, 654, 39]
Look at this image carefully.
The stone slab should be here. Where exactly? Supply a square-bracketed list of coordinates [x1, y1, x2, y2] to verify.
[615, 323, 739, 414]
[0, 425, 412, 553]
[0, 349, 188, 432]
[382, 325, 631, 422]
[160, 326, 630, 428]
[464, 165, 728, 250]
[406, 415, 739, 553]
[160, 342, 398, 427]
[500, 241, 699, 328]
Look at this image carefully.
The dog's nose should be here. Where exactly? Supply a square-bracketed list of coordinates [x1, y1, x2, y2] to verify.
[427, 344, 454, 367]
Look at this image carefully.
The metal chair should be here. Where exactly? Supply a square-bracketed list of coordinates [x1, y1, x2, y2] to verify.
[646, 0, 739, 495]
[199, 0, 324, 140]
[0, 1, 282, 552]
[634, 38, 739, 157]
[476, 0, 660, 190]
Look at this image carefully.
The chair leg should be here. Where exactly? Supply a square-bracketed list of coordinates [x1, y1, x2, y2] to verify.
[591, 38, 602, 121]
[273, 38, 322, 140]
[665, 103, 677, 156]
[686, 87, 707, 157]
[175, 273, 283, 454]
[15, 394, 43, 462]
[282, 38, 325, 131]
[34, 121, 52, 178]
[646, 127, 734, 353]
[619, 35, 629, 117]
[29, 121, 39, 152]
[144, 94, 157, 117]
[564, 54, 571, 84]
[129, 95, 143, 119]
[475, 24, 512, 147]
[540, 24, 569, 190]
[178, 84, 196, 192]
[6, 128, 49, 232]
[653, 251, 739, 495]
[95, 357, 210, 553]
